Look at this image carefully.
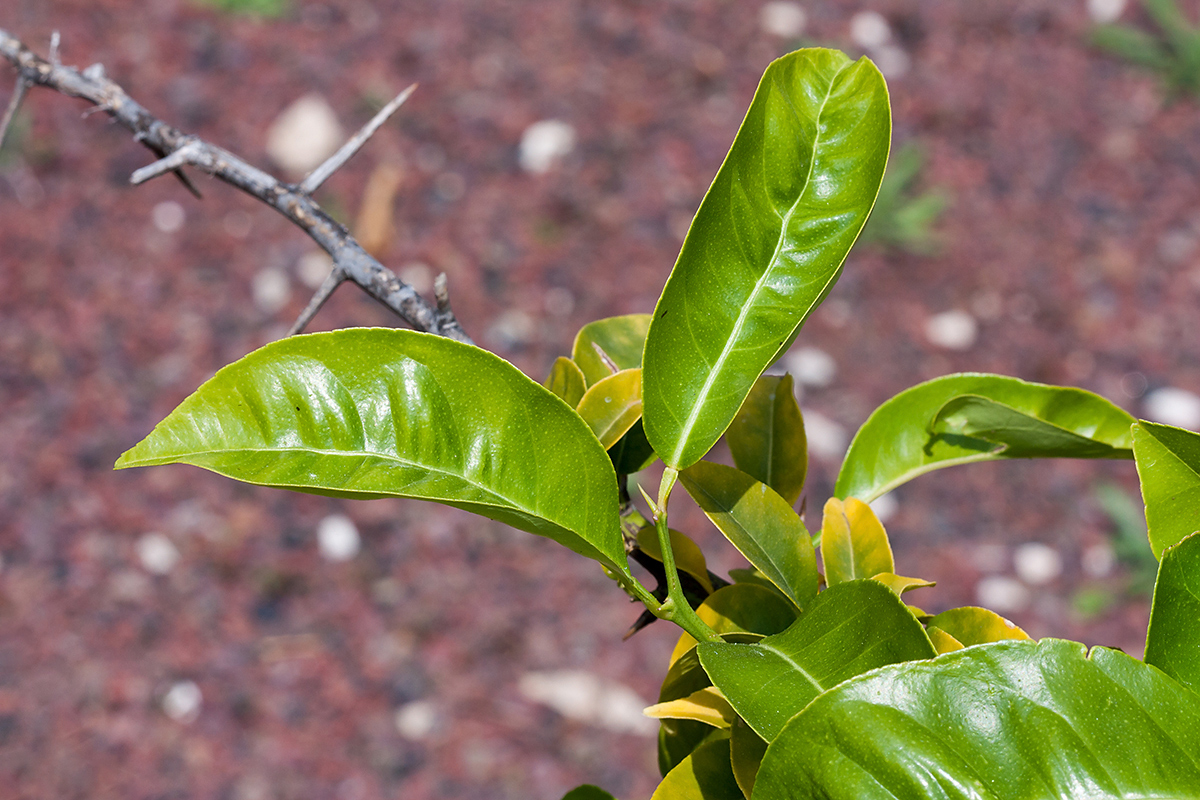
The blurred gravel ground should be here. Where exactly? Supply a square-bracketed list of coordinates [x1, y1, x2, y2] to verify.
[1, 1, 1196, 798]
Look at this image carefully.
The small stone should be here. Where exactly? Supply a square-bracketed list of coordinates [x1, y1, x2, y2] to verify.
[394, 700, 438, 740]
[1013, 542, 1062, 586]
[137, 533, 180, 575]
[1082, 543, 1115, 578]
[543, 287, 576, 318]
[318, 514, 361, 562]
[487, 310, 535, 349]
[296, 251, 333, 290]
[872, 44, 911, 80]
[162, 680, 202, 723]
[924, 309, 978, 351]
[517, 670, 656, 736]
[786, 346, 837, 388]
[265, 94, 344, 176]
[252, 267, 291, 315]
[1088, 0, 1127, 23]
[760, 2, 807, 38]
[869, 493, 898, 523]
[850, 11, 891, 49]
[975, 575, 1031, 613]
[1120, 372, 1147, 399]
[1144, 387, 1200, 430]
[519, 120, 576, 174]
[152, 201, 185, 234]
[800, 410, 847, 460]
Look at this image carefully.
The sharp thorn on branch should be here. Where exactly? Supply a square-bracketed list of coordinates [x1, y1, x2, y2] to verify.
[298, 83, 417, 195]
[288, 268, 346, 337]
[48, 31, 60, 67]
[130, 141, 198, 185]
[0, 76, 29, 152]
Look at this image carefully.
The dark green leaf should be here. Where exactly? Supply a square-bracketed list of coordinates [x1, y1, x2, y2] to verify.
[730, 716, 768, 799]
[754, 639, 1200, 799]
[609, 419, 657, 474]
[637, 526, 715, 594]
[680, 461, 818, 609]
[933, 395, 1124, 458]
[561, 787, 618, 800]
[698, 580, 935, 742]
[836, 374, 1135, 503]
[543, 356, 587, 407]
[643, 48, 890, 469]
[1145, 532, 1200, 694]
[572, 314, 652, 386]
[650, 735, 742, 800]
[575, 368, 643, 449]
[820, 497, 894, 585]
[116, 329, 629, 574]
[1133, 420, 1200, 558]
[727, 374, 807, 505]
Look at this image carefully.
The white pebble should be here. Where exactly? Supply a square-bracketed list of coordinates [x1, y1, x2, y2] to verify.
[543, 287, 576, 318]
[296, 251, 333, 289]
[519, 120, 576, 174]
[1082, 542, 1115, 578]
[786, 346, 837, 388]
[252, 267, 291, 315]
[318, 514, 361, 562]
[869, 493, 898, 523]
[975, 575, 1031, 613]
[1088, 0, 1127, 23]
[162, 680, 202, 723]
[266, 94, 344, 176]
[872, 43, 911, 79]
[518, 670, 656, 736]
[801, 410, 847, 461]
[1013, 542, 1063, 586]
[924, 309, 978, 351]
[487, 310, 536, 349]
[137, 533, 180, 575]
[152, 201, 185, 234]
[760, 2, 807, 38]
[394, 700, 439, 740]
[850, 11, 892, 49]
[1143, 387, 1200, 430]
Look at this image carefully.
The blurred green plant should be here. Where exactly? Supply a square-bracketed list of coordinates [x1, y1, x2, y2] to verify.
[1094, 482, 1159, 594]
[1092, 0, 1200, 99]
[194, 0, 289, 19]
[0, 109, 29, 169]
[858, 141, 948, 255]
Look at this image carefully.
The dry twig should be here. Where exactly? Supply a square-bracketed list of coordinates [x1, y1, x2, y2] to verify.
[0, 29, 471, 342]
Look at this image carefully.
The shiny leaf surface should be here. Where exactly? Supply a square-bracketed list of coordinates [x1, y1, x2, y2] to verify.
[650, 736, 742, 800]
[643, 49, 890, 469]
[1133, 420, 1200, 558]
[698, 580, 935, 742]
[820, 497, 893, 586]
[727, 374, 807, 505]
[925, 606, 1029, 647]
[543, 356, 587, 407]
[670, 583, 796, 665]
[1145, 532, 1200, 694]
[754, 639, 1200, 800]
[576, 368, 643, 450]
[836, 374, 1135, 503]
[117, 329, 629, 574]
[572, 314, 652, 386]
[680, 461, 818, 609]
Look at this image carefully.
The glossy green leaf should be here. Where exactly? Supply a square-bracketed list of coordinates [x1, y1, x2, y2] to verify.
[572, 314, 652, 386]
[727, 374, 807, 505]
[561, 787, 618, 800]
[730, 716, 768, 799]
[610, 420, 657, 474]
[637, 526, 714, 594]
[820, 497, 894, 586]
[670, 583, 797, 664]
[698, 580, 936, 742]
[680, 461, 818, 610]
[650, 735, 742, 800]
[576, 368, 643, 450]
[658, 647, 726, 777]
[871, 572, 935, 596]
[925, 606, 1029, 647]
[543, 356, 587, 407]
[1145, 532, 1200, 694]
[836, 374, 1136, 503]
[644, 687, 736, 729]
[643, 48, 890, 470]
[754, 639, 1200, 799]
[1133, 420, 1200, 558]
[116, 328, 629, 574]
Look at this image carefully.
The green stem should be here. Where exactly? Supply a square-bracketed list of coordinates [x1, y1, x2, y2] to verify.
[651, 468, 722, 643]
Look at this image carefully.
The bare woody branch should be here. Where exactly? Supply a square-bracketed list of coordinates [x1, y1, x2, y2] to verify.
[0, 28, 471, 343]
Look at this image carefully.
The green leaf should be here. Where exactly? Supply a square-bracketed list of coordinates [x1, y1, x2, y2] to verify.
[1145, 532, 1200, 694]
[698, 580, 936, 742]
[543, 356, 587, 407]
[870, 572, 935, 596]
[730, 716, 768, 799]
[925, 606, 1029, 647]
[670, 583, 797, 664]
[727, 374, 807, 505]
[1133, 420, 1200, 558]
[650, 735, 742, 800]
[561, 787, 618, 800]
[753, 639, 1200, 799]
[610, 420, 657, 474]
[637, 526, 715, 594]
[575, 368, 643, 450]
[116, 328, 629, 575]
[836, 374, 1136, 503]
[679, 461, 818, 610]
[925, 625, 964, 654]
[820, 497, 894, 585]
[643, 48, 890, 470]
[572, 314, 652, 386]
[657, 647, 723, 776]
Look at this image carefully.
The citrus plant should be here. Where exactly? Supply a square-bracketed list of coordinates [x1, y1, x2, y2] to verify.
[116, 48, 1200, 798]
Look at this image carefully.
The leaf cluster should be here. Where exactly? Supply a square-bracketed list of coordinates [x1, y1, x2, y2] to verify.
[1092, 0, 1200, 98]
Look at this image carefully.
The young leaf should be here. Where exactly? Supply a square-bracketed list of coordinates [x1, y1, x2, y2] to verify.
[698, 580, 936, 742]
[753, 640, 1200, 800]
[670, 583, 797, 665]
[870, 572, 935, 596]
[1144, 532, 1200, 694]
[644, 687, 737, 729]
[726, 374, 807, 505]
[924, 626, 964, 654]
[925, 606, 1029, 646]
[575, 368, 643, 449]
[679, 461, 818, 610]
[1133, 420, 1200, 558]
[572, 313, 652, 386]
[820, 497, 894, 586]
[609, 420, 657, 474]
[836, 374, 1135, 503]
[643, 48, 891, 470]
[543, 356, 587, 407]
[116, 329, 629, 575]
[650, 735, 742, 800]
